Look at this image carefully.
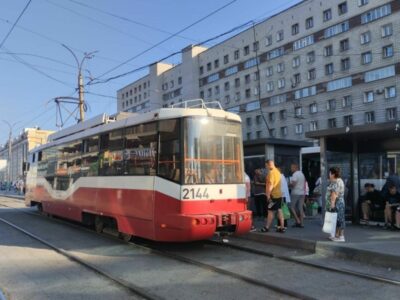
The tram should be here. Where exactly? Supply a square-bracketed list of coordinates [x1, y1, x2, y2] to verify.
[25, 100, 252, 242]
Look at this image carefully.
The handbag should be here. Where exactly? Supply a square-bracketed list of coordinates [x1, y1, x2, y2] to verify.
[282, 202, 291, 220]
[322, 211, 337, 235]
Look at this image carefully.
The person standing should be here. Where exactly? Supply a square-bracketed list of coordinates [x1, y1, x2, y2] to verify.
[253, 169, 266, 220]
[325, 167, 346, 242]
[260, 160, 285, 233]
[289, 163, 306, 228]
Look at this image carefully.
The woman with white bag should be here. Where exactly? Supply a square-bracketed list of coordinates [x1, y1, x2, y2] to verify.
[324, 167, 346, 242]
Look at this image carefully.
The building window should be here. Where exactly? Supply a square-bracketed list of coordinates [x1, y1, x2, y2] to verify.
[338, 2, 348, 15]
[224, 81, 230, 91]
[341, 58, 350, 71]
[327, 76, 352, 91]
[384, 86, 396, 99]
[253, 71, 259, 81]
[225, 95, 230, 104]
[268, 129, 276, 137]
[308, 68, 316, 80]
[178, 77, 182, 85]
[256, 131, 262, 139]
[266, 35, 272, 46]
[200, 90, 204, 99]
[245, 74, 250, 84]
[344, 115, 353, 126]
[381, 24, 392, 37]
[292, 56, 300, 68]
[307, 51, 315, 63]
[361, 4, 392, 24]
[361, 51, 372, 64]
[340, 39, 349, 52]
[234, 91, 240, 102]
[323, 9, 332, 22]
[266, 66, 273, 77]
[129, 99, 133, 105]
[207, 88, 212, 97]
[328, 118, 337, 128]
[224, 55, 229, 64]
[360, 31, 371, 44]
[269, 112, 275, 122]
[294, 73, 301, 85]
[295, 123, 303, 134]
[280, 126, 288, 136]
[292, 23, 299, 35]
[277, 62, 285, 73]
[364, 65, 395, 83]
[278, 78, 285, 89]
[365, 111, 375, 123]
[266, 81, 274, 92]
[295, 107, 302, 117]
[246, 117, 252, 126]
[256, 115, 262, 125]
[325, 63, 334, 75]
[253, 41, 259, 52]
[214, 59, 219, 69]
[358, 0, 368, 6]
[324, 45, 333, 57]
[327, 99, 336, 111]
[199, 66, 204, 75]
[342, 95, 352, 107]
[234, 78, 240, 88]
[309, 103, 318, 114]
[305, 17, 313, 29]
[383, 45, 393, 58]
[279, 109, 287, 120]
[246, 132, 252, 140]
[244, 45, 250, 56]
[245, 89, 251, 98]
[207, 63, 211, 71]
[276, 30, 284, 42]
[215, 85, 220, 95]
[234, 50, 239, 60]
[309, 121, 318, 131]
[386, 108, 397, 121]
[363, 91, 374, 103]
[122, 102, 125, 109]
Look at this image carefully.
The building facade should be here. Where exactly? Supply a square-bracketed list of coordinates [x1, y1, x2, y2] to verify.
[117, 0, 399, 177]
[0, 128, 54, 182]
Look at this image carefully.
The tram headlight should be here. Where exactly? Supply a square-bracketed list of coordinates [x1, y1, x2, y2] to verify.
[239, 215, 244, 222]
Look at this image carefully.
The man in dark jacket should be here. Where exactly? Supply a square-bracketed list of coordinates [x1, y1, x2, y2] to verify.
[360, 183, 383, 222]
[383, 184, 400, 229]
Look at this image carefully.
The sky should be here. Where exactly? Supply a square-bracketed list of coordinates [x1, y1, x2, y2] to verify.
[0, 0, 302, 144]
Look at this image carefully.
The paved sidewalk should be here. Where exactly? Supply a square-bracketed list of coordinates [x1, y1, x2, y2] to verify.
[0, 191, 24, 200]
[246, 216, 400, 268]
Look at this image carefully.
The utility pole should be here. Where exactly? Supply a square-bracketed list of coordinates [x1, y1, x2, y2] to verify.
[62, 44, 97, 123]
[2, 120, 19, 185]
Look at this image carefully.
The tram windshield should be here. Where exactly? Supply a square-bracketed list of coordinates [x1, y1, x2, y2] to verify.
[184, 117, 244, 184]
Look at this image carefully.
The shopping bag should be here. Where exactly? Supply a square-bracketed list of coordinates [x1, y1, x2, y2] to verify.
[282, 203, 291, 220]
[322, 211, 337, 235]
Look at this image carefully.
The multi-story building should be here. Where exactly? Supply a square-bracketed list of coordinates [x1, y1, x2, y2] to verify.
[117, 0, 400, 179]
[0, 128, 54, 182]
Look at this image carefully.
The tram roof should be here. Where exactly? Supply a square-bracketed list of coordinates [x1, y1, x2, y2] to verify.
[33, 107, 242, 152]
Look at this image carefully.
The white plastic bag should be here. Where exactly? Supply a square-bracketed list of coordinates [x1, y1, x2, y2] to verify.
[322, 211, 337, 236]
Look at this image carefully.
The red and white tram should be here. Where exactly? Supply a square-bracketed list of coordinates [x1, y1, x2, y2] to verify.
[25, 101, 252, 241]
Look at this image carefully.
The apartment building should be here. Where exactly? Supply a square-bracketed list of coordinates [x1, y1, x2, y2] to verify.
[117, 0, 400, 176]
[0, 128, 53, 182]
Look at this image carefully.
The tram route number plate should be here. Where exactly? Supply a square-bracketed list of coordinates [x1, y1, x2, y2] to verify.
[182, 188, 210, 199]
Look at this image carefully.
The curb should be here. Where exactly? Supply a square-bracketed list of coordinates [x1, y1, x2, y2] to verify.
[245, 232, 400, 268]
[0, 194, 24, 200]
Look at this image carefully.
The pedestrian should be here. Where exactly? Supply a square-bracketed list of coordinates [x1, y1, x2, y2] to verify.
[253, 168, 266, 220]
[280, 170, 291, 229]
[360, 183, 383, 223]
[260, 160, 285, 233]
[383, 184, 400, 229]
[289, 163, 306, 228]
[325, 167, 346, 242]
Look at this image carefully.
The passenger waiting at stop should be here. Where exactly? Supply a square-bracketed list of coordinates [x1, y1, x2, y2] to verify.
[360, 183, 384, 223]
[289, 163, 306, 228]
[383, 184, 400, 230]
[253, 168, 266, 219]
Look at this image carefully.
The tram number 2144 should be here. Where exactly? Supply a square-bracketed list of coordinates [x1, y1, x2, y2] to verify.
[182, 188, 210, 199]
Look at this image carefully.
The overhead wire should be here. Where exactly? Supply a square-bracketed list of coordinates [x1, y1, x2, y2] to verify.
[0, 0, 32, 49]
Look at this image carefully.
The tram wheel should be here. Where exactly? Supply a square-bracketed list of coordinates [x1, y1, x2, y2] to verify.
[94, 216, 104, 233]
[119, 233, 132, 242]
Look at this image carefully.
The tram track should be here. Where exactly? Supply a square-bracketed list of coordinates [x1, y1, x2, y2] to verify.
[0, 201, 309, 300]
[1, 198, 400, 299]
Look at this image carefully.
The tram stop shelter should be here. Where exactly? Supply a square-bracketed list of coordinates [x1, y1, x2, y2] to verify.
[306, 121, 400, 223]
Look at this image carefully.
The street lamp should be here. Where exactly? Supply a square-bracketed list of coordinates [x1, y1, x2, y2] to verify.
[62, 44, 97, 123]
[2, 120, 20, 185]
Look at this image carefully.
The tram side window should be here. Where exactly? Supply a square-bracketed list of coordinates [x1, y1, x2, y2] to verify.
[158, 119, 181, 183]
[125, 122, 157, 176]
[38, 147, 57, 188]
[99, 129, 125, 176]
[82, 136, 99, 177]
[54, 142, 82, 191]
